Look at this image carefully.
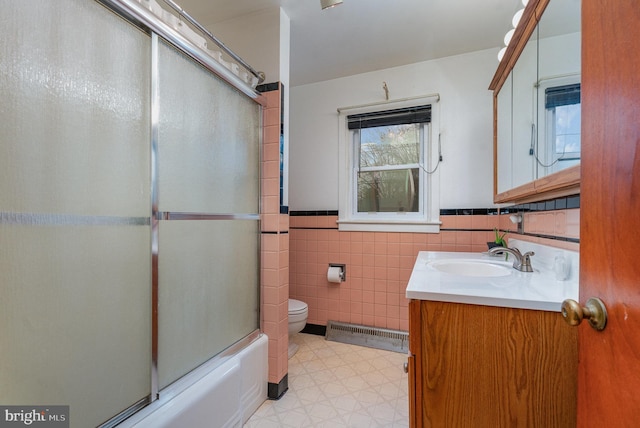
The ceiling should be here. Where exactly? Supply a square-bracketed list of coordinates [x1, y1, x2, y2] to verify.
[172, 0, 529, 87]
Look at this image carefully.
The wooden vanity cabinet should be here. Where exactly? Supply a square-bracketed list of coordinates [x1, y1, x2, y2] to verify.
[408, 299, 577, 427]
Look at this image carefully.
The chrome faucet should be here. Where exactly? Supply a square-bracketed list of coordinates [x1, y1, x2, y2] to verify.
[488, 246, 535, 272]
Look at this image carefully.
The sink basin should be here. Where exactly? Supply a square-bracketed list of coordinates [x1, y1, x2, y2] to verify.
[428, 259, 512, 277]
[407, 248, 580, 312]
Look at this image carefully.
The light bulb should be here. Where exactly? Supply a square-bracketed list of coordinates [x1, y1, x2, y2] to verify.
[512, 8, 524, 28]
[504, 29, 515, 46]
[321, 0, 343, 10]
[498, 47, 507, 62]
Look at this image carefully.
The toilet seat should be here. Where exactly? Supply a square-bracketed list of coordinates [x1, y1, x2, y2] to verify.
[287, 299, 308, 359]
[289, 299, 308, 324]
[288, 299, 308, 315]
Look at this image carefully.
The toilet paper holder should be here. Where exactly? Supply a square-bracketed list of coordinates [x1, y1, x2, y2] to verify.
[328, 263, 346, 282]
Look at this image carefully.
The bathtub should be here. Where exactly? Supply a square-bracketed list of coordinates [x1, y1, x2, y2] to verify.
[120, 332, 268, 428]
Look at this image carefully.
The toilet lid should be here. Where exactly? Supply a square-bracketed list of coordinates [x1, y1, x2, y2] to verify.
[289, 299, 308, 314]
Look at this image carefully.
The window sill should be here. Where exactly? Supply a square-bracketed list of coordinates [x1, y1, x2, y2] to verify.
[337, 219, 441, 233]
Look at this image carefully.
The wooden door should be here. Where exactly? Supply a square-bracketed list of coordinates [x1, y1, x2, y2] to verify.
[579, 0, 640, 425]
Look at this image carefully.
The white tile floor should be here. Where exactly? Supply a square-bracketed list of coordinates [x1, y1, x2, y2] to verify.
[244, 333, 409, 428]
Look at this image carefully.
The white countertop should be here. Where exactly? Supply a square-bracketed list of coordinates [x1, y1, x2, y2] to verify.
[405, 244, 579, 312]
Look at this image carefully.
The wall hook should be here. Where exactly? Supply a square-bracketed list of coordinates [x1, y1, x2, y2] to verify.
[383, 81, 389, 100]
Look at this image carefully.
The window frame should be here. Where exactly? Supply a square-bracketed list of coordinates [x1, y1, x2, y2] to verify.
[337, 96, 440, 233]
[351, 124, 425, 216]
[536, 77, 581, 176]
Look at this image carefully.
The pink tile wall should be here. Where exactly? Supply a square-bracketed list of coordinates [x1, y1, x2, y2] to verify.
[516, 208, 580, 251]
[523, 209, 580, 240]
[290, 215, 505, 331]
[289, 209, 579, 332]
[260, 85, 289, 385]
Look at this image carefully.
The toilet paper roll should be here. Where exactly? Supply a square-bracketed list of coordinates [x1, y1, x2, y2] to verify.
[327, 266, 343, 283]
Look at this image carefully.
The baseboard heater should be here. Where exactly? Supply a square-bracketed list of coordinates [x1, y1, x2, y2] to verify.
[325, 321, 408, 354]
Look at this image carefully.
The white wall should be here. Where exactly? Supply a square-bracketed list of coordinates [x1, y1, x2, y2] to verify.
[289, 47, 499, 211]
[206, 8, 291, 206]
[279, 9, 290, 206]
[206, 8, 281, 85]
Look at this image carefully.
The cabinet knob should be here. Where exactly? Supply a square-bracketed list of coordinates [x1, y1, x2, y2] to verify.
[561, 297, 608, 331]
[403, 362, 409, 373]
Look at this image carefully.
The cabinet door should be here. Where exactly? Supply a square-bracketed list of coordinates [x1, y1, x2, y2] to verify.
[407, 354, 417, 428]
[418, 301, 577, 427]
[408, 300, 423, 428]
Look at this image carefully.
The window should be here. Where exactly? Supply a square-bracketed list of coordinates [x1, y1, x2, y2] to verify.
[338, 98, 440, 232]
[546, 83, 581, 156]
[353, 122, 423, 214]
[538, 81, 581, 174]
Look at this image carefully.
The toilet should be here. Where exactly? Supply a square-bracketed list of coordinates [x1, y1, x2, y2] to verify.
[287, 299, 308, 358]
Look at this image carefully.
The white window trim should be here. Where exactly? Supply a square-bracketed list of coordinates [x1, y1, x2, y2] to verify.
[337, 95, 441, 233]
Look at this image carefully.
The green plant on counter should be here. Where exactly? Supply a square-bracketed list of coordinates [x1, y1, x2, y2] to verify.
[494, 228, 507, 247]
[494, 228, 508, 260]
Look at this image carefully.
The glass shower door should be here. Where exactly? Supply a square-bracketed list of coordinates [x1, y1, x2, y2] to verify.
[155, 40, 261, 389]
[0, 1, 262, 425]
[0, 0, 152, 426]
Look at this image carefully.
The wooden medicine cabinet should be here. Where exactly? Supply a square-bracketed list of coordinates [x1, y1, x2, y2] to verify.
[490, 0, 581, 204]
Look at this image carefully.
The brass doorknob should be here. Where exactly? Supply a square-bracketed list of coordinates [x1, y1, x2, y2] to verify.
[561, 297, 608, 331]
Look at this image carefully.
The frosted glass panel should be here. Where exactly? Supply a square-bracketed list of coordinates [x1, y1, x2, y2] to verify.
[0, 225, 151, 427]
[0, 0, 150, 217]
[158, 41, 260, 214]
[0, 1, 152, 426]
[158, 220, 259, 388]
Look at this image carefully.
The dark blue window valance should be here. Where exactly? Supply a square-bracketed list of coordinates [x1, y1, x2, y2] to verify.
[545, 83, 581, 109]
[347, 105, 431, 130]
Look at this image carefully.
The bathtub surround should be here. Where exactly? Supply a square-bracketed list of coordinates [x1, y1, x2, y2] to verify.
[259, 83, 291, 399]
[122, 334, 268, 427]
[289, 196, 579, 331]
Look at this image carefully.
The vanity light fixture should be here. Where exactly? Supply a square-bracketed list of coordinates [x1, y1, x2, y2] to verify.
[512, 8, 525, 27]
[498, 47, 507, 61]
[498, 4, 527, 62]
[321, 0, 343, 10]
[504, 28, 515, 46]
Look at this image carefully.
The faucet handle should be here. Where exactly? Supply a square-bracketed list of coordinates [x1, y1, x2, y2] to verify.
[511, 247, 523, 256]
[520, 251, 535, 272]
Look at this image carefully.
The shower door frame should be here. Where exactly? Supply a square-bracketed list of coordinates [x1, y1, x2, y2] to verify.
[137, 3, 267, 423]
[103, 0, 268, 422]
